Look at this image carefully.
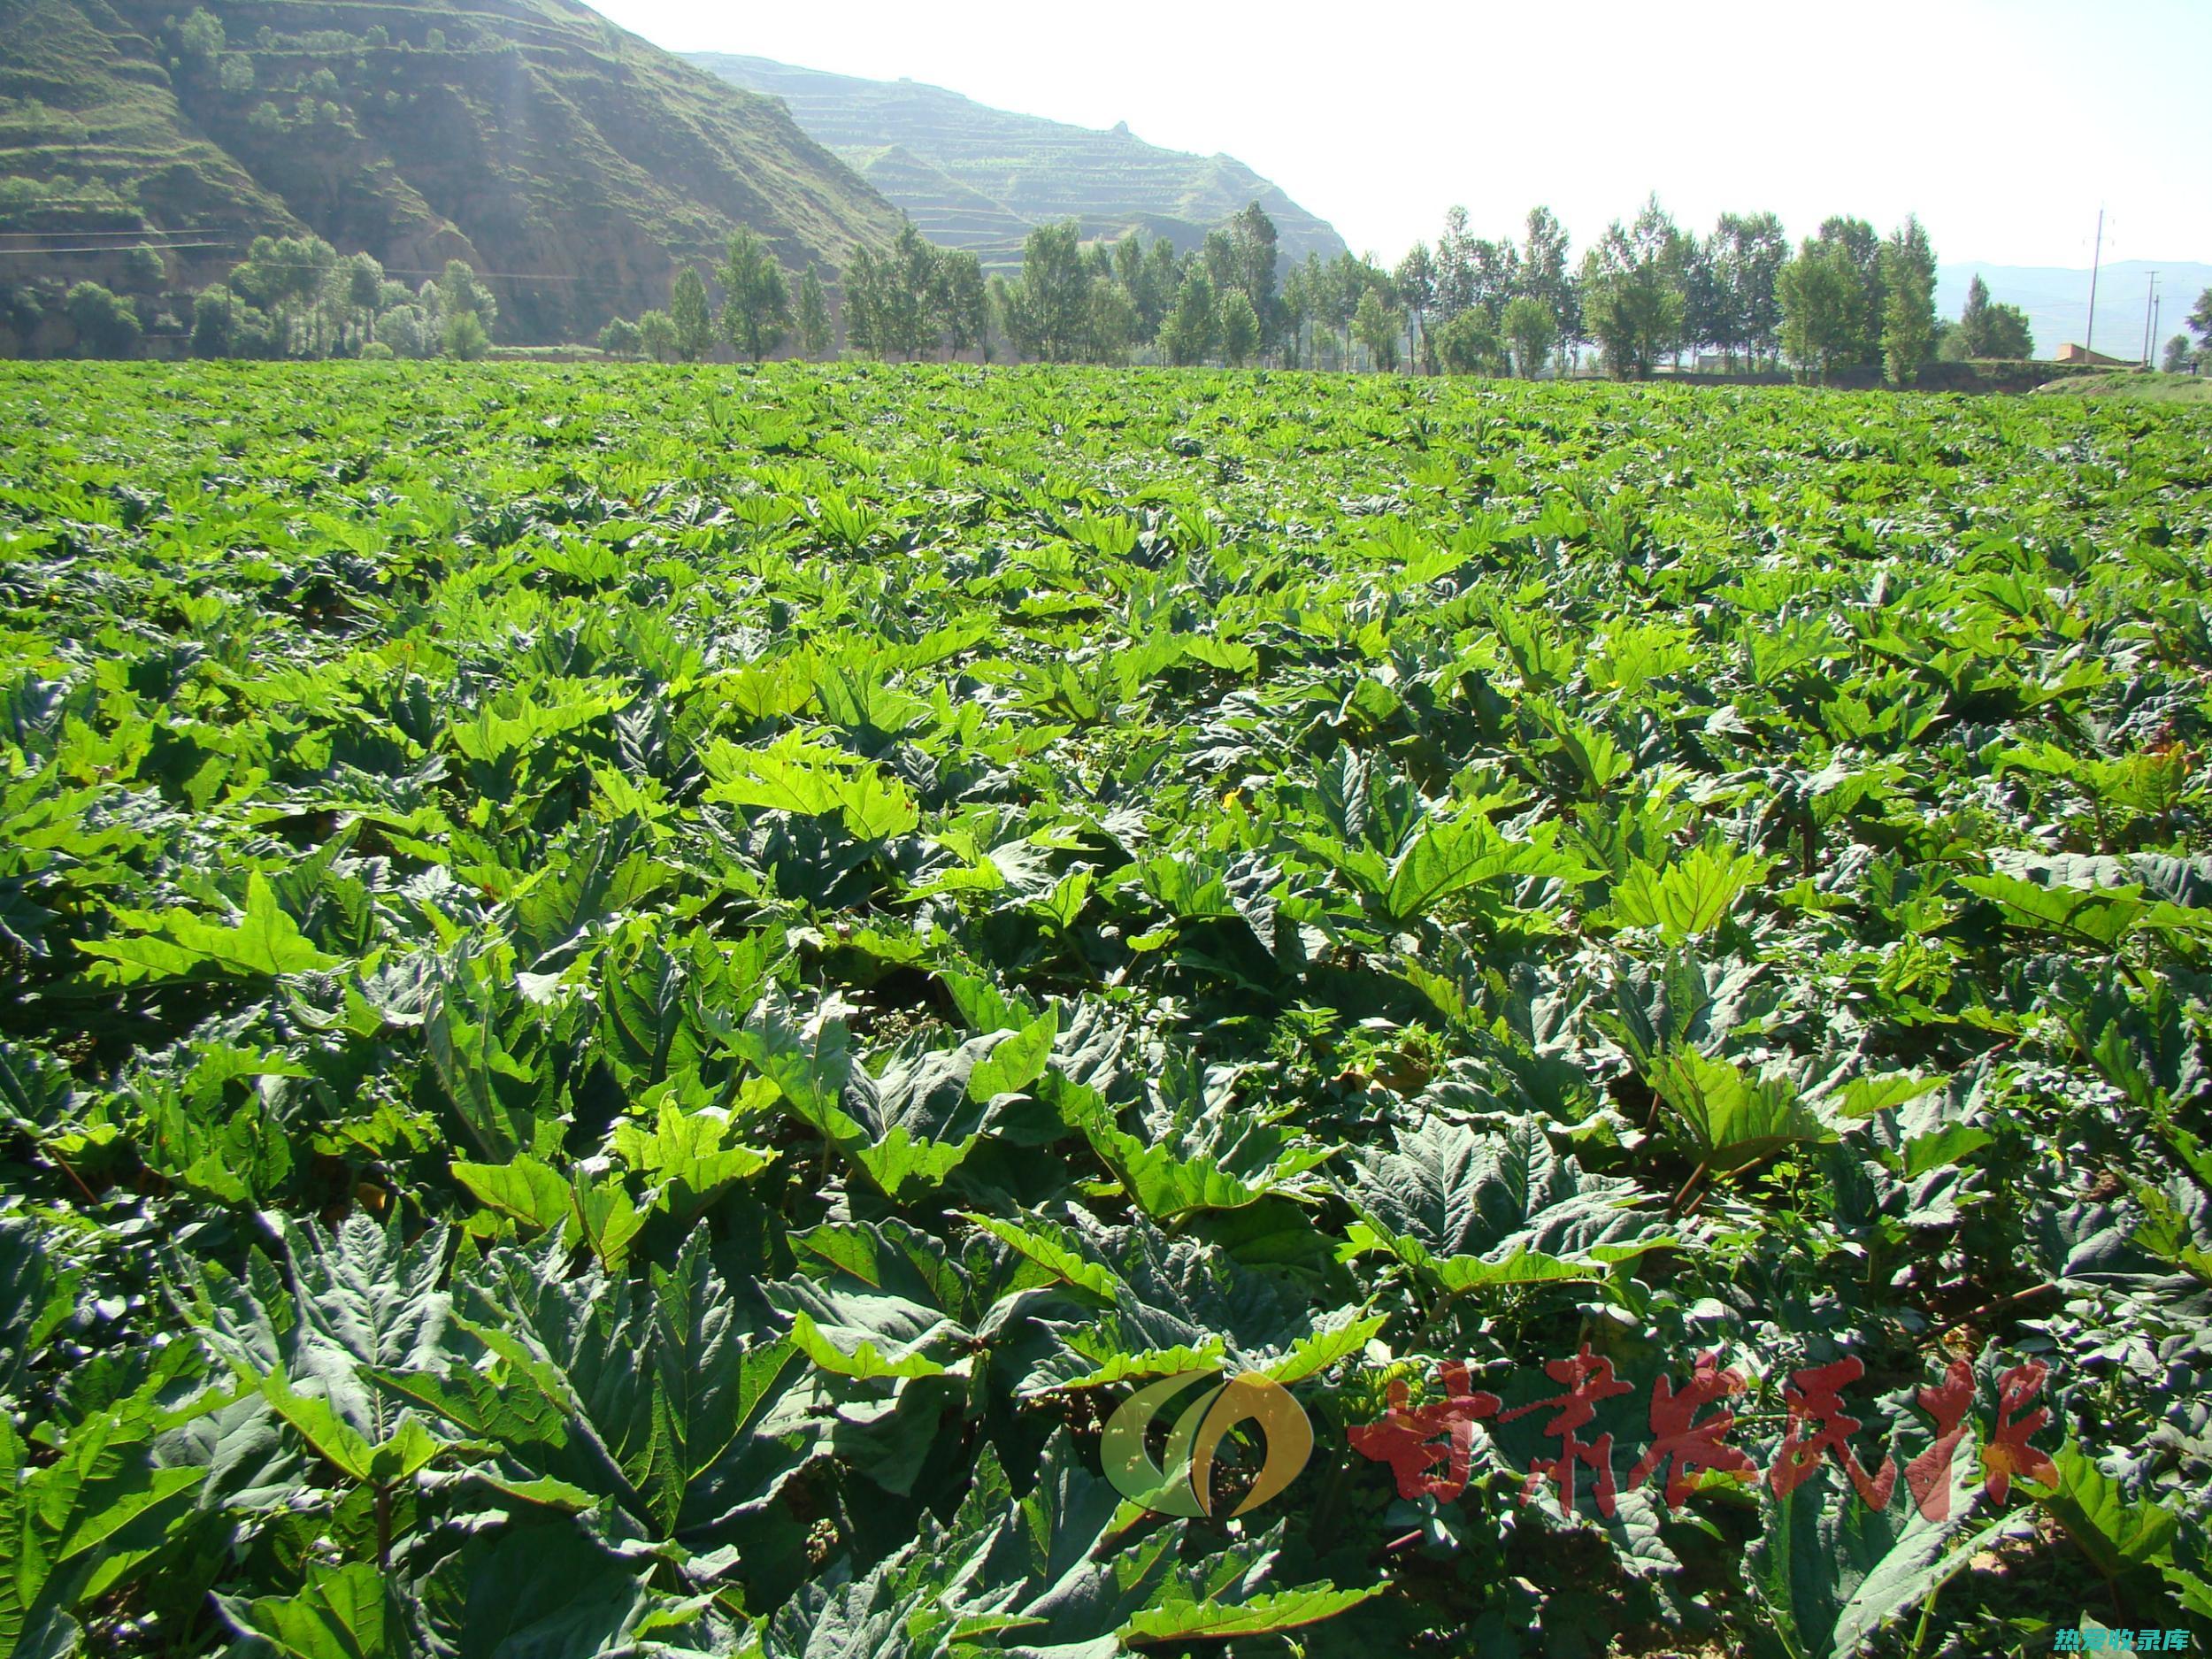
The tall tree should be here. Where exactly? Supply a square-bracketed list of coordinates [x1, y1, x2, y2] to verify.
[941, 250, 987, 363]
[715, 228, 791, 363]
[1139, 236, 1182, 338]
[65, 282, 141, 357]
[1501, 296, 1554, 379]
[597, 318, 641, 359]
[1434, 205, 1476, 321]
[888, 223, 944, 359]
[1982, 306, 2033, 360]
[1086, 277, 1140, 364]
[1812, 216, 1884, 367]
[1353, 286, 1402, 372]
[435, 259, 497, 336]
[1679, 232, 1728, 362]
[1518, 206, 1577, 360]
[1279, 260, 1312, 371]
[1578, 198, 1687, 378]
[1220, 289, 1260, 367]
[191, 286, 238, 357]
[441, 310, 490, 361]
[1197, 228, 1232, 290]
[1394, 242, 1437, 374]
[1955, 274, 1992, 354]
[668, 266, 713, 362]
[636, 310, 678, 363]
[1958, 275, 2034, 359]
[1227, 202, 1280, 353]
[1778, 237, 1863, 381]
[1157, 267, 1219, 366]
[1001, 220, 1089, 363]
[1878, 216, 1937, 387]
[1708, 211, 1786, 367]
[1325, 252, 1371, 366]
[986, 276, 1015, 359]
[433, 259, 497, 361]
[843, 250, 883, 357]
[1470, 237, 1521, 319]
[1298, 251, 1329, 367]
[233, 234, 338, 355]
[1113, 231, 1146, 303]
[796, 268, 832, 358]
[2188, 287, 2212, 352]
[341, 253, 382, 349]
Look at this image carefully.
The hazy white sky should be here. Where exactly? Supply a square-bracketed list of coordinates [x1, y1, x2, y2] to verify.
[590, 0, 2208, 272]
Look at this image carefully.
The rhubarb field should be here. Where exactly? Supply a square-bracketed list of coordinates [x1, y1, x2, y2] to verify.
[2, 361, 2210, 1656]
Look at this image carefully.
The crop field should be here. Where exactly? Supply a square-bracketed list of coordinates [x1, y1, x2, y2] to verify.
[2, 361, 2210, 1657]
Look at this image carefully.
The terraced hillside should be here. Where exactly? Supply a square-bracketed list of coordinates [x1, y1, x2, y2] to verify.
[0, 0, 901, 342]
[693, 52, 1348, 273]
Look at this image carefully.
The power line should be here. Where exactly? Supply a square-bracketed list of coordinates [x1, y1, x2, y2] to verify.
[0, 242, 234, 256]
[0, 230, 224, 243]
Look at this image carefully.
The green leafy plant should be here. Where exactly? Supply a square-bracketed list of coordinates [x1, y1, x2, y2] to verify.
[0, 358, 2207, 1655]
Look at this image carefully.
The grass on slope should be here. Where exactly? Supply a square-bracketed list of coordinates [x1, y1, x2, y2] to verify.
[2032, 369, 2212, 403]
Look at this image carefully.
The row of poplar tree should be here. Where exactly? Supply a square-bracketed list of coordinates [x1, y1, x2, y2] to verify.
[605, 198, 2048, 384]
[34, 202, 2211, 375]
[6, 237, 504, 362]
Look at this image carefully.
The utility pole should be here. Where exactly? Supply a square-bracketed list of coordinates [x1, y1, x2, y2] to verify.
[2141, 272, 2158, 368]
[2085, 208, 2103, 358]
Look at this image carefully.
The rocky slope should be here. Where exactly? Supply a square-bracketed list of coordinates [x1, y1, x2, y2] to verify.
[0, 0, 901, 341]
[692, 53, 1347, 273]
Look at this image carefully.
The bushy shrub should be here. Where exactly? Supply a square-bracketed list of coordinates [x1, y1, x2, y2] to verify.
[65, 281, 141, 357]
[441, 310, 489, 360]
[598, 317, 642, 359]
[1436, 310, 1507, 376]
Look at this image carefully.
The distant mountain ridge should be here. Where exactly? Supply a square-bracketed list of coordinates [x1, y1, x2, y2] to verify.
[688, 53, 1348, 273]
[1936, 260, 2211, 363]
[0, 0, 901, 342]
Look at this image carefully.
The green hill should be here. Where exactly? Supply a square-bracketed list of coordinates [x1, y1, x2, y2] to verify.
[689, 54, 1348, 273]
[0, 0, 901, 342]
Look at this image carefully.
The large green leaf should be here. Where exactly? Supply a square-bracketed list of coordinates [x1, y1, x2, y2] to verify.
[0, 1386, 213, 1651]
[221, 1560, 394, 1659]
[79, 872, 343, 983]
[1647, 1046, 1836, 1170]
[705, 735, 920, 840]
[1381, 813, 1589, 923]
[2025, 1443, 2181, 1584]
[373, 1227, 814, 1548]
[1339, 1118, 1671, 1289]
[0, 1217, 79, 1406]
[1958, 872, 2146, 949]
[1608, 843, 1773, 941]
[1747, 1438, 2004, 1659]
[1045, 1069, 1333, 1222]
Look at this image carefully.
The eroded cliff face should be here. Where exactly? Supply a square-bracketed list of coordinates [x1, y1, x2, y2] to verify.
[4, 0, 901, 341]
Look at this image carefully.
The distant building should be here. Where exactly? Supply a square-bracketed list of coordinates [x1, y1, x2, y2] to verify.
[2052, 343, 2131, 366]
